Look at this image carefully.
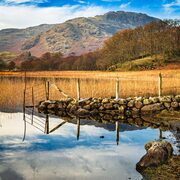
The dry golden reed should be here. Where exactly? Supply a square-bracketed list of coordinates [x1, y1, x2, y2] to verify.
[0, 70, 180, 111]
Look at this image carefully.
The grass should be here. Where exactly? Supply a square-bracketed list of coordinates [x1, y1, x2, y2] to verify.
[0, 69, 180, 111]
[111, 55, 180, 71]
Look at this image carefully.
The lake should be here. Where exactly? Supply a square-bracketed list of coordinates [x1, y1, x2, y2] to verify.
[0, 111, 179, 180]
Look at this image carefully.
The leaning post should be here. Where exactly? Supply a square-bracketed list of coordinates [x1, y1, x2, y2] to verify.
[158, 73, 162, 98]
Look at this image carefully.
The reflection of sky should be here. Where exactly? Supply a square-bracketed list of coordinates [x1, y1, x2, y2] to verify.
[0, 112, 177, 180]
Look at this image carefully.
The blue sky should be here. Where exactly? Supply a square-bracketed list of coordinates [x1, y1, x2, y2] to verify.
[0, 0, 179, 29]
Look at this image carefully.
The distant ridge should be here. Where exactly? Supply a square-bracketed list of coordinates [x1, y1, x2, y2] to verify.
[0, 11, 159, 57]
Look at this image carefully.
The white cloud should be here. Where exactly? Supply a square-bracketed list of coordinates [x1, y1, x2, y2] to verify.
[163, 0, 180, 13]
[4, 0, 47, 4]
[0, 5, 111, 30]
[119, 2, 131, 9]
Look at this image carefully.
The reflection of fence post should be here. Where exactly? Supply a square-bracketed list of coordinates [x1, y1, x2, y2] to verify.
[45, 114, 49, 134]
[31, 87, 34, 124]
[158, 73, 162, 97]
[77, 79, 80, 100]
[159, 129, 162, 139]
[116, 120, 119, 145]
[116, 78, 119, 100]
[77, 118, 80, 140]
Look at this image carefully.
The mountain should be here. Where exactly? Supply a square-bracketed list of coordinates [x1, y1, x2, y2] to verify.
[0, 11, 159, 57]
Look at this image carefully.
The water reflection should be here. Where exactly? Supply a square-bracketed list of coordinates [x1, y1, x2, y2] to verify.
[0, 111, 178, 180]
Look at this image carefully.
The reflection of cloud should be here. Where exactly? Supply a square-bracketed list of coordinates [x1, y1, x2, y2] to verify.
[0, 112, 177, 179]
[0, 168, 24, 180]
[1, 145, 144, 180]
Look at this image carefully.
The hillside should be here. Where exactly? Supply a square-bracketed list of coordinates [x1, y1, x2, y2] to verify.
[0, 11, 158, 57]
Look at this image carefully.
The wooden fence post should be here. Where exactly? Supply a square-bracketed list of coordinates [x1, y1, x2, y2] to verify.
[45, 81, 50, 100]
[77, 79, 80, 100]
[158, 73, 162, 97]
[116, 78, 119, 100]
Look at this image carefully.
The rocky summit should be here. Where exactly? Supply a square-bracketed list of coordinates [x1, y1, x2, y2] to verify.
[0, 11, 159, 57]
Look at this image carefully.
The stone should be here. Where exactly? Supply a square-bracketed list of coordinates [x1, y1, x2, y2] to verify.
[118, 99, 127, 105]
[135, 97, 143, 101]
[143, 99, 152, 105]
[47, 103, 56, 109]
[125, 110, 132, 116]
[102, 98, 109, 103]
[135, 101, 143, 109]
[175, 95, 180, 102]
[118, 105, 125, 113]
[69, 105, 78, 113]
[136, 141, 173, 172]
[99, 106, 105, 111]
[171, 101, 179, 108]
[150, 97, 159, 103]
[132, 107, 140, 112]
[76, 108, 90, 116]
[135, 118, 143, 126]
[90, 109, 99, 115]
[104, 103, 113, 110]
[103, 114, 113, 120]
[113, 104, 120, 109]
[160, 96, 172, 103]
[56, 102, 64, 109]
[83, 105, 91, 110]
[132, 108, 140, 115]
[164, 102, 171, 108]
[127, 100, 134, 107]
[141, 103, 164, 113]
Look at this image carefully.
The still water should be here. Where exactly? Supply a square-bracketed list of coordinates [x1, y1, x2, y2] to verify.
[0, 111, 178, 180]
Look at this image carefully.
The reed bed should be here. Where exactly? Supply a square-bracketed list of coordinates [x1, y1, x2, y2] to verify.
[0, 70, 180, 111]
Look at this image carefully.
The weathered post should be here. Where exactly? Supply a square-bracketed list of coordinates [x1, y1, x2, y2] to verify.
[116, 120, 119, 145]
[45, 81, 50, 100]
[77, 78, 80, 100]
[47, 81, 50, 100]
[158, 73, 162, 97]
[116, 78, 119, 100]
